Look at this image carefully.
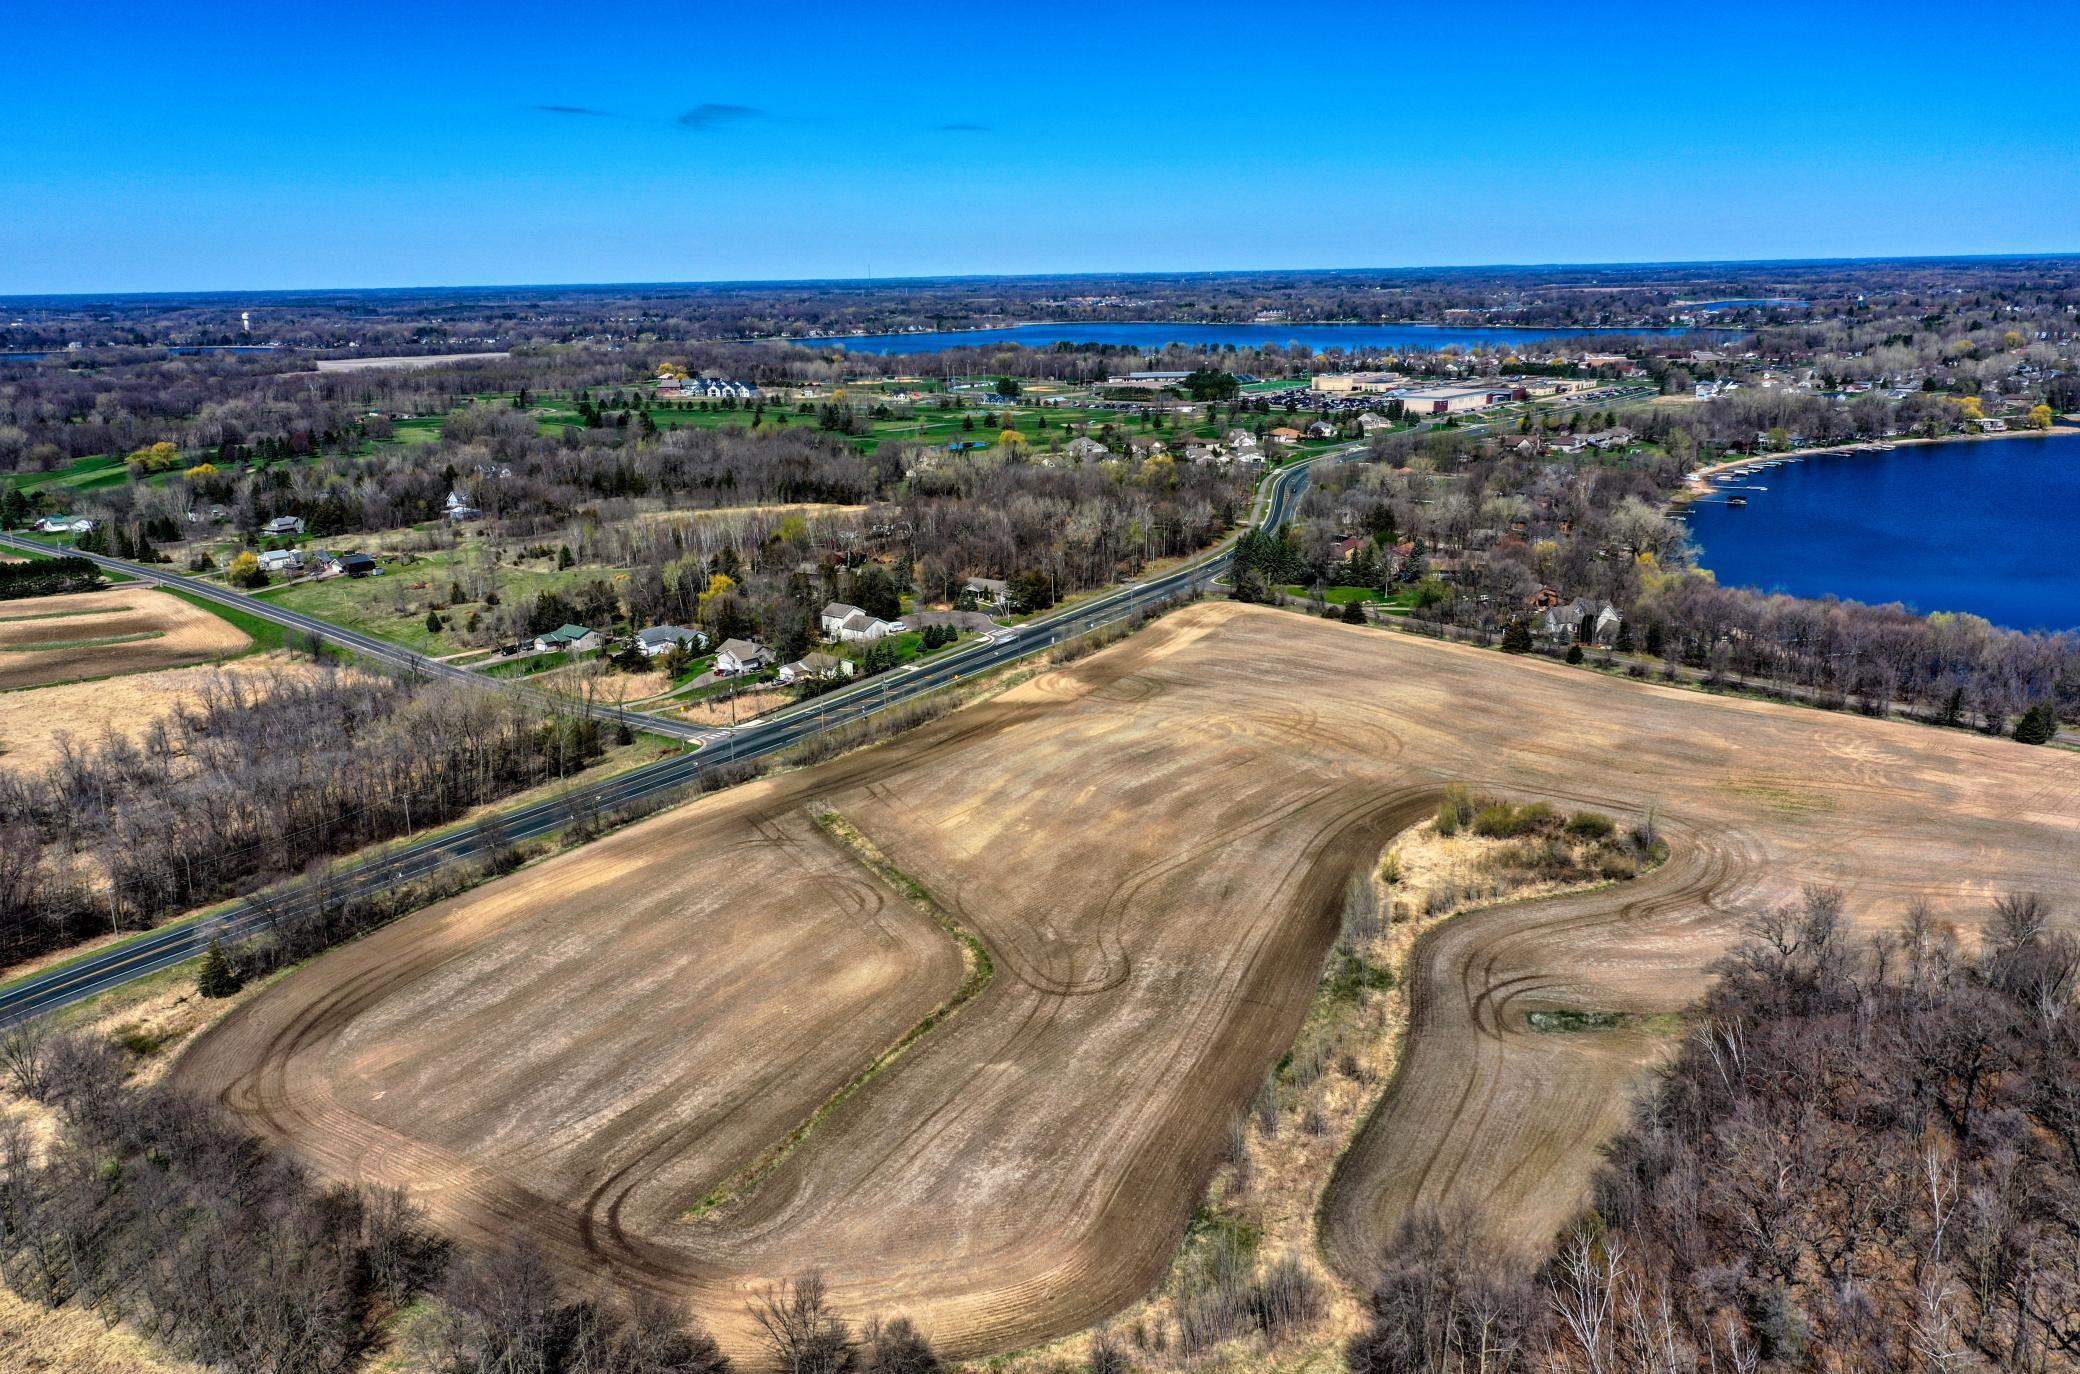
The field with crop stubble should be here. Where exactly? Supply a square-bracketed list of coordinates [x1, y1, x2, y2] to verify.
[172, 602, 2080, 1359]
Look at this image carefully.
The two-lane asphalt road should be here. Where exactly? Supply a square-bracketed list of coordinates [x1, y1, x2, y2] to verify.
[0, 446, 1348, 1024]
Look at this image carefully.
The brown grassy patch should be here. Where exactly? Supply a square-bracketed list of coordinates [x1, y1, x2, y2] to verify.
[0, 589, 248, 690]
[0, 653, 310, 776]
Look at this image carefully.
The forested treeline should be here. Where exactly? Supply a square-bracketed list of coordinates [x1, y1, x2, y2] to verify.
[903, 450, 1240, 603]
[0, 555, 101, 599]
[0, 664, 605, 962]
[7, 257, 2073, 354]
[1255, 417, 2079, 733]
[1350, 889, 2080, 1373]
[0, 1026, 445, 1373]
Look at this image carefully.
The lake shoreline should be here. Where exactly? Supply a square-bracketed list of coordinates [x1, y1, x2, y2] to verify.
[1679, 427, 2080, 632]
[1676, 422, 2080, 503]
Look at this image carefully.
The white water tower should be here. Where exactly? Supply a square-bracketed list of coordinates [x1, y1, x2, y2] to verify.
[240, 311, 251, 334]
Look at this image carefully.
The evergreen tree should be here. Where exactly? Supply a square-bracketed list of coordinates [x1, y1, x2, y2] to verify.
[1501, 620, 1533, 654]
[2014, 703, 2059, 745]
[425, 608, 442, 635]
[197, 942, 242, 998]
[1566, 643, 1585, 665]
[1340, 599, 1366, 624]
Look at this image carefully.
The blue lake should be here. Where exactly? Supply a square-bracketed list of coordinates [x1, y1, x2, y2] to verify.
[808, 321, 1724, 355]
[1682, 431, 2080, 632]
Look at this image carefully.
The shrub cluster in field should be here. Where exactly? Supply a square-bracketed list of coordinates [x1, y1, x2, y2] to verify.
[1431, 785, 1666, 892]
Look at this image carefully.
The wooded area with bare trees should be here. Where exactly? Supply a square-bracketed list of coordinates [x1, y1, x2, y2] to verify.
[0, 663, 600, 963]
[1350, 889, 2080, 1373]
[0, 1024, 444, 1372]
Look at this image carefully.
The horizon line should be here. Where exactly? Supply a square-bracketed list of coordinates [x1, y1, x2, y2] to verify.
[5, 250, 2079, 304]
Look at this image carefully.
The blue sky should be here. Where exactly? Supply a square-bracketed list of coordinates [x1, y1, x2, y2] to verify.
[2, 0, 2074, 293]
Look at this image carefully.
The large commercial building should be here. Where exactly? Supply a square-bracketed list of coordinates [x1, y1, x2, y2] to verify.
[1394, 384, 1521, 415]
[1311, 371, 1405, 395]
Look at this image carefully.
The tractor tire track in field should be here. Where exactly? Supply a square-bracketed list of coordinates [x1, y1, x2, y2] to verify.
[172, 604, 2080, 1359]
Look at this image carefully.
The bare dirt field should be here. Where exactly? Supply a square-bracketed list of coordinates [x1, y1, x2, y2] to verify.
[172, 603, 2080, 1359]
[311, 350, 511, 372]
[0, 653, 304, 776]
[0, 589, 249, 690]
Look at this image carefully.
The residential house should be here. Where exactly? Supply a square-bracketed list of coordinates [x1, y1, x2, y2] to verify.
[778, 651, 856, 684]
[444, 491, 481, 521]
[533, 623, 604, 654]
[32, 516, 71, 534]
[634, 625, 706, 658]
[263, 515, 306, 536]
[833, 610, 905, 643]
[1539, 598, 1622, 645]
[963, 577, 1010, 610]
[1357, 412, 1392, 435]
[1305, 420, 1338, 440]
[714, 638, 773, 675]
[1062, 436, 1109, 461]
[1268, 426, 1303, 446]
[1331, 534, 1371, 563]
[820, 602, 865, 638]
[257, 549, 303, 574]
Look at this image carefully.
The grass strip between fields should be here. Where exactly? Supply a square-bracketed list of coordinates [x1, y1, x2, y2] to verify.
[686, 810, 995, 1221]
[0, 630, 162, 653]
[157, 587, 296, 656]
[0, 604, 133, 623]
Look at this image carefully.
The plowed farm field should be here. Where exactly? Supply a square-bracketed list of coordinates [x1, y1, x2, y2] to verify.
[0, 588, 249, 689]
[173, 603, 2080, 1358]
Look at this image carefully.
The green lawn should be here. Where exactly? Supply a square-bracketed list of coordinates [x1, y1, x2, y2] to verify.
[1281, 584, 1389, 605]
[382, 416, 446, 446]
[257, 546, 628, 654]
[4, 453, 133, 493]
